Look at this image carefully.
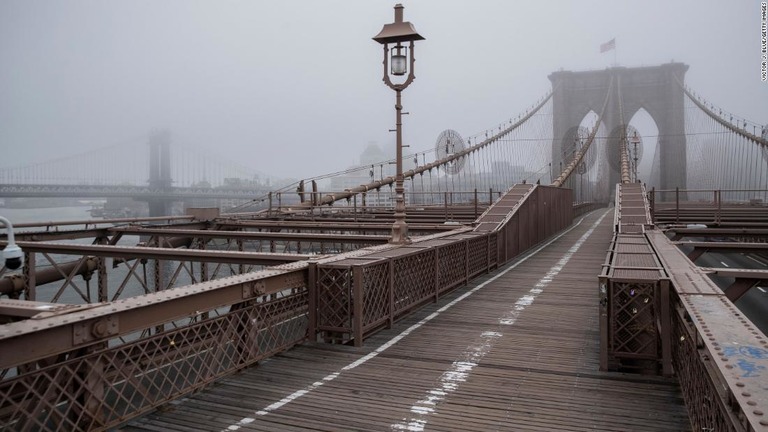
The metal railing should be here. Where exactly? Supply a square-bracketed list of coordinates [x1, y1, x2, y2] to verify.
[312, 185, 575, 345]
[602, 183, 768, 431]
[1, 185, 580, 430]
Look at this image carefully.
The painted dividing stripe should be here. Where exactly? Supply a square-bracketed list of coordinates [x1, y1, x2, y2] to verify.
[391, 210, 609, 431]
[222, 210, 609, 432]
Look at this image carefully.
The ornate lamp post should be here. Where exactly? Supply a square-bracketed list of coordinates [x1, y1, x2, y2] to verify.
[373, 4, 424, 244]
[630, 131, 641, 183]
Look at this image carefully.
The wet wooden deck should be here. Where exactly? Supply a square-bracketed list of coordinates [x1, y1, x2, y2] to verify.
[125, 209, 691, 431]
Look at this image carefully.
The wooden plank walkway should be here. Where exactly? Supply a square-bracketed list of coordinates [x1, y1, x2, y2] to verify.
[125, 209, 691, 431]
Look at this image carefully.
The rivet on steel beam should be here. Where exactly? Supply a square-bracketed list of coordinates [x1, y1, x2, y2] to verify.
[92, 320, 109, 338]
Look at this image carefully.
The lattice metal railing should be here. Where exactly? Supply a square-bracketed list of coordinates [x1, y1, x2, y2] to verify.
[609, 281, 658, 359]
[670, 293, 738, 432]
[0, 288, 308, 431]
[361, 261, 390, 329]
[315, 266, 353, 340]
[393, 250, 436, 315]
[313, 185, 576, 346]
[437, 241, 466, 293]
[467, 236, 489, 278]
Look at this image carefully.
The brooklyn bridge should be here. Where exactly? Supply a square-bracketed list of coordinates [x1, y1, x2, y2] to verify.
[1, 3, 768, 432]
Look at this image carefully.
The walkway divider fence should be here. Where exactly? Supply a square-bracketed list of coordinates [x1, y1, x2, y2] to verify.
[312, 184, 576, 345]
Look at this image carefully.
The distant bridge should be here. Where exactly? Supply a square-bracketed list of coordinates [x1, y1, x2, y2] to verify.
[0, 130, 272, 213]
[0, 183, 267, 200]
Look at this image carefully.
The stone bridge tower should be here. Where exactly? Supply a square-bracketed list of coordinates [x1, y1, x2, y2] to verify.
[147, 129, 173, 217]
[549, 63, 688, 194]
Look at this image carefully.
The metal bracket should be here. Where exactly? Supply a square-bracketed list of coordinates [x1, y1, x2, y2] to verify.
[73, 316, 119, 345]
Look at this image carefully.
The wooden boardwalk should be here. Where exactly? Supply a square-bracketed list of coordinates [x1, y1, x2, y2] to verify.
[125, 209, 691, 431]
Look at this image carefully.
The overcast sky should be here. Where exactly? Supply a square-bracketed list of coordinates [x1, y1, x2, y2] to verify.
[1, 0, 766, 181]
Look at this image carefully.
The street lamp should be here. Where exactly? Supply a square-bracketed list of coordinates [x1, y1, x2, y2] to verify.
[630, 131, 641, 183]
[373, 4, 424, 244]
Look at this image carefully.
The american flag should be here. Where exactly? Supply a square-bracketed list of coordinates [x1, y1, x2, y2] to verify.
[600, 38, 615, 53]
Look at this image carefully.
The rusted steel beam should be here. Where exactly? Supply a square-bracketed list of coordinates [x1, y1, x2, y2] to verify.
[723, 278, 760, 302]
[3, 241, 315, 265]
[216, 221, 457, 232]
[686, 248, 706, 262]
[9, 228, 111, 242]
[0, 299, 90, 319]
[676, 241, 768, 261]
[12, 215, 196, 229]
[3, 222, 210, 242]
[108, 227, 391, 244]
[0, 266, 307, 369]
[698, 267, 768, 279]
[673, 241, 768, 249]
[647, 229, 768, 430]
[0, 257, 98, 296]
[667, 227, 768, 238]
[0, 236, 196, 296]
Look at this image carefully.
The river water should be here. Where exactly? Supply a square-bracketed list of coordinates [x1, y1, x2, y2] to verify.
[0, 205, 94, 224]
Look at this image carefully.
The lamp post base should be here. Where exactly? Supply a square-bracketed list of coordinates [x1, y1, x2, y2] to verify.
[389, 218, 411, 245]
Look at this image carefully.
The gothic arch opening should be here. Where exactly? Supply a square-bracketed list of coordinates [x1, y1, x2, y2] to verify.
[627, 108, 659, 188]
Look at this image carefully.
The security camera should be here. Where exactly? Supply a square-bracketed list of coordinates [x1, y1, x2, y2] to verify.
[1, 215, 23, 270]
[3, 244, 22, 270]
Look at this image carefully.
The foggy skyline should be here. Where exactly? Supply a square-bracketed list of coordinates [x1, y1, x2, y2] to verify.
[1, 1, 767, 181]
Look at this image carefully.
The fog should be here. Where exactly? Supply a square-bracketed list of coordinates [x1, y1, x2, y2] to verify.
[1, 0, 766, 181]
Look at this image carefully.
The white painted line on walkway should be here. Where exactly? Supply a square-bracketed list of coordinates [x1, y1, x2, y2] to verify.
[222, 210, 609, 432]
[391, 210, 609, 431]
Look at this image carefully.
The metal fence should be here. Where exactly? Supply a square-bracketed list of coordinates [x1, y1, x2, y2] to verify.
[603, 183, 768, 431]
[1, 184, 580, 430]
[0, 285, 308, 431]
[313, 185, 575, 345]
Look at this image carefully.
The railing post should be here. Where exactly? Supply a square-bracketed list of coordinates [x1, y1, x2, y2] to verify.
[434, 247, 440, 302]
[489, 188, 493, 206]
[599, 276, 609, 371]
[353, 194, 358, 222]
[76, 347, 107, 430]
[486, 233, 491, 273]
[675, 187, 680, 224]
[268, 192, 272, 217]
[388, 258, 394, 328]
[97, 255, 108, 302]
[353, 265, 364, 347]
[659, 280, 673, 376]
[308, 261, 317, 342]
[464, 239, 469, 285]
[474, 188, 478, 219]
[649, 187, 655, 222]
[22, 251, 36, 300]
[444, 192, 448, 222]
[716, 190, 722, 225]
